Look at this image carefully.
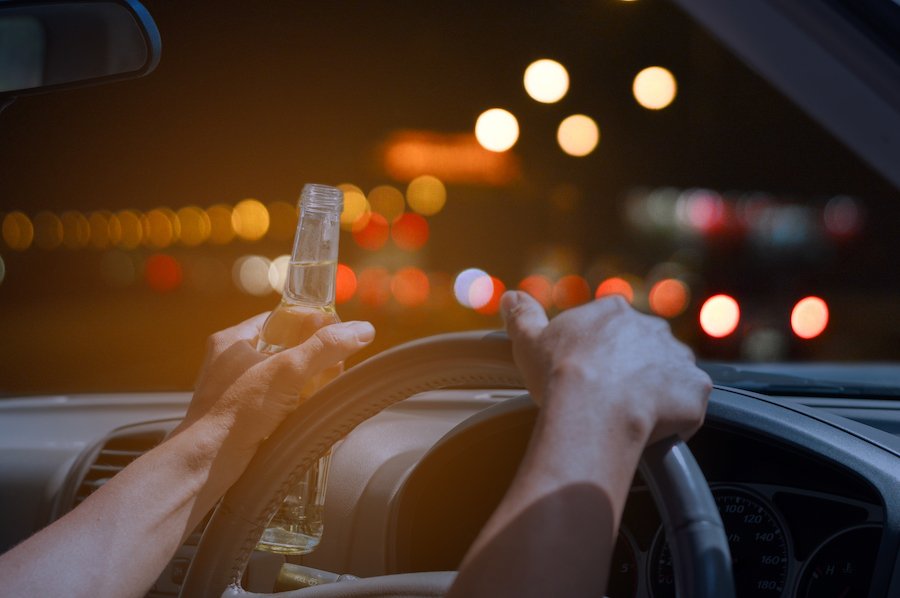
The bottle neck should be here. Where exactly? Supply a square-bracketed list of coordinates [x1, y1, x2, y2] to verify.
[283, 185, 343, 306]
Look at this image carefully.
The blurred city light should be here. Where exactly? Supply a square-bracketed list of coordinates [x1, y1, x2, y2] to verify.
[339, 187, 370, 232]
[824, 195, 863, 238]
[232, 199, 270, 242]
[177, 206, 212, 247]
[523, 59, 570, 104]
[595, 277, 635, 303]
[100, 250, 138, 288]
[335, 263, 357, 304]
[382, 131, 520, 186]
[33, 211, 63, 250]
[144, 253, 183, 293]
[3, 211, 33, 251]
[233, 255, 272, 296]
[88, 211, 115, 249]
[143, 208, 179, 248]
[649, 278, 690, 318]
[633, 66, 677, 110]
[791, 296, 829, 339]
[475, 276, 506, 315]
[475, 109, 519, 152]
[391, 212, 429, 251]
[700, 294, 740, 338]
[454, 267, 490, 308]
[557, 115, 600, 157]
[676, 189, 727, 233]
[61, 211, 90, 249]
[553, 275, 591, 309]
[267, 254, 291, 293]
[266, 201, 298, 241]
[368, 185, 406, 222]
[391, 266, 430, 307]
[358, 267, 391, 307]
[519, 274, 553, 309]
[406, 175, 447, 216]
[116, 210, 143, 249]
[0, 255, 6, 286]
[353, 213, 389, 251]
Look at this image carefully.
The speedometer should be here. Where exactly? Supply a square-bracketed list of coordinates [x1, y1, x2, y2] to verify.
[649, 486, 790, 597]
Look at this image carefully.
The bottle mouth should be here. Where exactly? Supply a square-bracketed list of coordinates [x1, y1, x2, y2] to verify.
[300, 184, 343, 211]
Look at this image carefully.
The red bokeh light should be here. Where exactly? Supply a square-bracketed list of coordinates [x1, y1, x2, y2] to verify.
[352, 213, 389, 251]
[595, 277, 634, 304]
[648, 278, 689, 318]
[357, 267, 391, 307]
[335, 263, 357, 304]
[391, 267, 430, 307]
[391, 213, 430, 251]
[553, 275, 591, 309]
[518, 274, 553, 309]
[144, 253, 182, 293]
[475, 276, 506, 315]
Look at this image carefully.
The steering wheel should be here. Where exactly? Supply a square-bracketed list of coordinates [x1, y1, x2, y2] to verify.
[180, 331, 734, 598]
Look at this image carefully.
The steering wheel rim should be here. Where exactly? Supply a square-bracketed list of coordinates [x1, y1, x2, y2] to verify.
[180, 330, 734, 598]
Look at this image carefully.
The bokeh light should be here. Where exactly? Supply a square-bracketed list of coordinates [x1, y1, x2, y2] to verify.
[595, 277, 635, 303]
[391, 266, 430, 307]
[335, 263, 357, 304]
[523, 59, 570, 103]
[553, 275, 591, 309]
[233, 255, 272, 296]
[33, 211, 63, 250]
[475, 108, 519, 152]
[267, 201, 299, 241]
[557, 115, 600, 157]
[791, 296, 829, 339]
[406, 175, 447, 216]
[340, 187, 370, 232]
[358, 267, 391, 307]
[88, 211, 115, 249]
[232, 199, 270, 242]
[700, 294, 740, 338]
[61, 211, 91, 249]
[391, 212, 429, 251]
[144, 253, 183, 293]
[184, 256, 229, 294]
[823, 195, 863, 238]
[368, 185, 405, 222]
[0, 254, 5, 286]
[519, 274, 553, 309]
[649, 278, 690, 318]
[633, 66, 677, 110]
[267, 254, 291, 293]
[475, 276, 506, 315]
[2, 212, 33, 251]
[353, 213, 389, 251]
[116, 210, 144, 249]
[207, 204, 236, 245]
[100, 250, 138, 288]
[143, 208, 179, 248]
[176, 206, 212, 247]
[454, 268, 490, 308]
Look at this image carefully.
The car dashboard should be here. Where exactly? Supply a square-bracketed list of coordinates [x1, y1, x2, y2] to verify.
[1, 383, 899, 597]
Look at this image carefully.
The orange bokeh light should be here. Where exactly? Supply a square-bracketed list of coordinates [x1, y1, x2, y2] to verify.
[357, 267, 391, 307]
[352, 213, 389, 251]
[335, 263, 357, 304]
[699, 294, 740, 338]
[553, 275, 591, 309]
[791, 296, 829, 339]
[391, 266, 430, 307]
[649, 278, 690, 318]
[595, 277, 635, 303]
[144, 253, 183, 293]
[518, 274, 553, 309]
[475, 276, 506, 315]
[391, 212, 430, 251]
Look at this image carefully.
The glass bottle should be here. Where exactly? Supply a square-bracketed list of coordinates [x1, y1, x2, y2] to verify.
[255, 183, 343, 555]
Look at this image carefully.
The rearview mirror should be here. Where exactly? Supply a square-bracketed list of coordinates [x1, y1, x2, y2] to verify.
[0, 0, 160, 97]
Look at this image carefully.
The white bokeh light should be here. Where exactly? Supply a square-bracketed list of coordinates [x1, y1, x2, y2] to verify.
[523, 59, 569, 103]
[475, 109, 519, 152]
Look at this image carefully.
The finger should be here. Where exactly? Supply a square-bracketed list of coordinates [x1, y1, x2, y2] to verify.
[268, 321, 375, 393]
[500, 291, 549, 346]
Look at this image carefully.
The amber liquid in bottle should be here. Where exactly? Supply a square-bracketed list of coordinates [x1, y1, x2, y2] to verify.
[255, 185, 343, 555]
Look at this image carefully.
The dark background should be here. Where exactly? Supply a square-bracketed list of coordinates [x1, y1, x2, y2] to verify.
[1, 0, 898, 394]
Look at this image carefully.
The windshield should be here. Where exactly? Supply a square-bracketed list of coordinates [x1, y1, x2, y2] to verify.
[0, 0, 898, 395]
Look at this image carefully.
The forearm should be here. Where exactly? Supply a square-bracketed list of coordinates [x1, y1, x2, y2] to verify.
[0, 416, 248, 598]
[449, 376, 649, 598]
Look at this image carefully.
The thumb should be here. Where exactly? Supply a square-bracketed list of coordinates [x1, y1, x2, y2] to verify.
[500, 291, 548, 347]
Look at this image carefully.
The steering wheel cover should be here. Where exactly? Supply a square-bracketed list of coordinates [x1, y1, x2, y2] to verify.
[181, 330, 734, 598]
